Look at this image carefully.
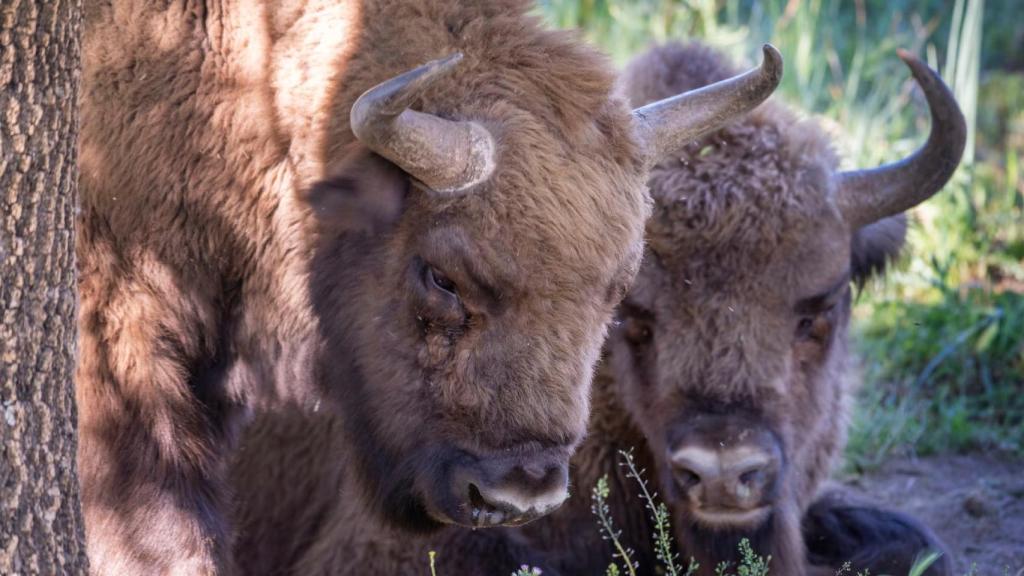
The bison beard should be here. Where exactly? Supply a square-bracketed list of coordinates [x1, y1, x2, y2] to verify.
[678, 509, 791, 570]
[309, 313, 441, 532]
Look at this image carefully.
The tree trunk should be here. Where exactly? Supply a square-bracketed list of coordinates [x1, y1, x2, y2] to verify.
[1, 0, 88, 573]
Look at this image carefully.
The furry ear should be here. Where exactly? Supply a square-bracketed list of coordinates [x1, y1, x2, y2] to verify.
[850, 214, 907, 285]
[305, 145, 409, 235]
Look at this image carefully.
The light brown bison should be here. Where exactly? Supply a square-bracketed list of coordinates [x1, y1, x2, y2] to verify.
[229, 42, 964, 576]
[77, 2, 782, 572]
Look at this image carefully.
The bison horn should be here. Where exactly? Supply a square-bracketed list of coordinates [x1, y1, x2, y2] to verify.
[632, 44, 784, 167]
[350, 53, 496, 194]
[836, 51, 967, 229]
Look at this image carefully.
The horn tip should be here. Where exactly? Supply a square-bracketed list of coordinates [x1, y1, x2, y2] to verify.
[896, 49, 940, 87]
[760, 44, 784, 81]
[896, 49, 927, 73]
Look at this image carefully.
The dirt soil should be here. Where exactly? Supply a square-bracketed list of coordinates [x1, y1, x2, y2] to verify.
[841, 453, 1024, 575]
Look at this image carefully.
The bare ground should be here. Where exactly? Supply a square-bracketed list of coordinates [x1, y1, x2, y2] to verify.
[841, 453, 1024, 575]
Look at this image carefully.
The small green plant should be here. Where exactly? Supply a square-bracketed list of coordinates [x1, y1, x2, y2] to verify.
[591, 451, 700, 576]
[618, 449, 688, 576]
[712, 539, 772, 576]
[833, 561, 871, 576]
[737, 539, 772, 576]
[908, 551, 943, 576]
[591, 475, 639, 576]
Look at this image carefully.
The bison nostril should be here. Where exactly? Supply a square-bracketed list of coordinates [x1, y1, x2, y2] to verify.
[520, 462, 548, 482]
[467, 483, 490, 511]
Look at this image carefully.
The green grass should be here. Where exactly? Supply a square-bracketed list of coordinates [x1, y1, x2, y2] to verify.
[848, 284, 1024, 469]
[536, 0, 1024, 467]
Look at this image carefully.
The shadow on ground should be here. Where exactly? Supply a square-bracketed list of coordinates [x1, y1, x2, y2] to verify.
[842, 453, 1024, 574]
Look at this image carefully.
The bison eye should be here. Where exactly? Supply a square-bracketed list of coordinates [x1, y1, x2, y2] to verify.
[674, 468, 701, 490]
[415, 260, 465, 328]
[795, 310, 833, 343]
[796, 317, 814, 335]
[426, 265, 457, 296]
[623, 316, 653, 346]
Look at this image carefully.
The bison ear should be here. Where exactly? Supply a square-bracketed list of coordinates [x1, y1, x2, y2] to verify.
[850, 214, 907, 285]
[304, 145, 409, 235]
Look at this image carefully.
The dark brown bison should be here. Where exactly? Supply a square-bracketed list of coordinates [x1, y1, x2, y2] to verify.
[77, 2, 783, 572]
[229, 42, 964, 576]
[597, 41, 964, 576]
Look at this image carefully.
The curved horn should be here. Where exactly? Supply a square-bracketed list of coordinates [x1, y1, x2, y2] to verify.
[836, 51, 967, 229]
[350, 53, 496, 194]
[632, 44, 784, 166]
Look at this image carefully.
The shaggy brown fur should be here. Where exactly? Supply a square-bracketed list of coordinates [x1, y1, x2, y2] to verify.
[229, 42, 955, 576]
[230, 410, 565, 575]
[77, 1, 663, 572]
[581, 41, 952, 576]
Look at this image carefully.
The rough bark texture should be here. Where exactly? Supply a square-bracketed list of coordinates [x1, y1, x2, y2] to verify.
[1, 0, 88, 574]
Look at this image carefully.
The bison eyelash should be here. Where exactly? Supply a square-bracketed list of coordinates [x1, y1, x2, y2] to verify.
[425, 264, 458, 296]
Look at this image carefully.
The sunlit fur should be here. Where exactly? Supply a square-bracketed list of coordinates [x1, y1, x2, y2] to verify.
[77, 1, 650, 572]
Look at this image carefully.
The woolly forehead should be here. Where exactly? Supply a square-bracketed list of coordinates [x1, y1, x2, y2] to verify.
[645, 105, 844, 267]
[355, 34, 651, 292]
[403, 109, 651, 301]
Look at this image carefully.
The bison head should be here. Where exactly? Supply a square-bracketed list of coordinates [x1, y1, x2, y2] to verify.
[610, 44, 965, 572]
[304, 43, 782, 532]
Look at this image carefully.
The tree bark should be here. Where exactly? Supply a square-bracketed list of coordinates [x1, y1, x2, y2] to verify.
[1, 0, 88, 573]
